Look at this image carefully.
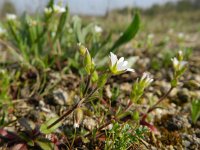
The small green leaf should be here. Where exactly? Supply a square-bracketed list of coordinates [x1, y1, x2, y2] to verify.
[0, 112, 5, 126]
[97, 74, 108, 88]
[40, 117, 61, 134]
[19, 132, 34, 146]
[109, 12, 140, 53]
[191, 99, 200, 124]
[35, 138, 54, 150]
[132, 111, 139, 121]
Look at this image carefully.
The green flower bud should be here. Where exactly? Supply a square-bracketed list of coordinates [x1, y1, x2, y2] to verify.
[91, 71, 98, 82]
[78, 43, 87, 56]
[132, 111, 139, 121]
[178, 50, 184, 61]
[84, 50, 94, 74]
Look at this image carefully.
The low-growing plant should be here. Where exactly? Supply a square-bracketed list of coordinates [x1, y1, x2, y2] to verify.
[105, 123, 147, 150]
[0, 1, 190, 149]
[0, 69, 12, 127]
[38, 48, 187, 148]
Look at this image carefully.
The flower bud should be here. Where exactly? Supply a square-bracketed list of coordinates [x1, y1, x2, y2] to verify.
[131, 73, 153, 103]
[178, 50, 183, 61]
[133, 111, 139, 121]
[84, 50, 95, 74]
[73, 108, 84, 128]
[141, 72, 154, 88]
[91, 71, 98, 82]
[78, 43, 87, 56]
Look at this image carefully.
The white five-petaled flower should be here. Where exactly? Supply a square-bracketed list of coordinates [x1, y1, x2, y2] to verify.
[141, 72, 153, 87]
[6, 14, 17, 20]
[109, 52, 134, 74]
[171, 57, 187, 71]
[94, 25, 102, 33]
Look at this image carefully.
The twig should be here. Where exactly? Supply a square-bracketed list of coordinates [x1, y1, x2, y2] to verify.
[147, 86, 173, 114]
[141, 86, 173, 121]
[85, 120, 113, 138]
[47, 87, 99, 129]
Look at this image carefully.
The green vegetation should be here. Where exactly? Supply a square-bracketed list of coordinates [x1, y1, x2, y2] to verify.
[0, 0, 199, 149]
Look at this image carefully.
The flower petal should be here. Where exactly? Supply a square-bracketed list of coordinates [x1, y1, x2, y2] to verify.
[110, 52, 118, 67]
[141, 72, 148, 80]
[117, 61, 125, 71]
[180, 61, 187, 69]
[126, 68, 135, 72]
[117, 57, 124, 64]
[122, 61, 128, 67]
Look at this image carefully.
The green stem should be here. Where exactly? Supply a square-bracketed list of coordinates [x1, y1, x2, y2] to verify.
[83, 74, 91, 96]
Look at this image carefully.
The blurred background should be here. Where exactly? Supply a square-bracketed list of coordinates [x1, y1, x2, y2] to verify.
[0, 0, 199, 16]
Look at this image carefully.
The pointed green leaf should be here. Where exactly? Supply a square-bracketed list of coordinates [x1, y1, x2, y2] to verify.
[110, 12, 140, 53]
[40, 117, 62, 134]
[191, 99, 200, 124]
[35, 138, 54, 150]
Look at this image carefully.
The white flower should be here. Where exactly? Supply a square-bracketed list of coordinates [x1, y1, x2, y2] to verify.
[94, 25, 102, 33]
[141, 72, 153, 87]
[44, 7, 52, 14]
[171, 57, 179, 69]
[109, 52, 134, 74]
[44, 5, 66, 14]
[6, 14, 16, 20]
[53, 5, 66, 13]
[171, 57, 187, 70]
[179, 61, 187, 69]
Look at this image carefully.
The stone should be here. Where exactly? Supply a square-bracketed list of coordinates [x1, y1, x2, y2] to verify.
[177, 88, 191, 103]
